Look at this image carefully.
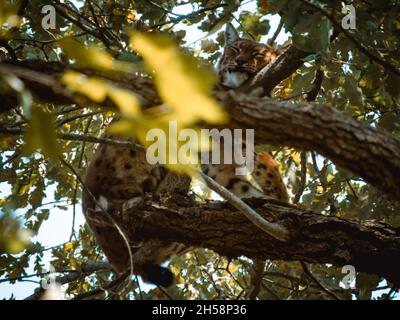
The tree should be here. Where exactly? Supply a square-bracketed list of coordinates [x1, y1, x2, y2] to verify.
[1, 0, 400, 300]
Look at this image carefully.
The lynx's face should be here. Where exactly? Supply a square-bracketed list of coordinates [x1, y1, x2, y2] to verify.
[217, 24, 280, 88]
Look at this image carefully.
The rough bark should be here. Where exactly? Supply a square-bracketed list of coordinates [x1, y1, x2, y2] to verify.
[216, 91, 400, 200]
[121, 194, 400, 286]
[239, 45, 309, 94]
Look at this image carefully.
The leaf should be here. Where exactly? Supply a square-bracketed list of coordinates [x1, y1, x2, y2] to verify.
[291, 151, 301, 165]
[240, 12, 270, 38]
[59, 37, 113, 69]
[319, 18, 331, 52]
[108, 87, 140, 118]
[130, 32, 227, 126]
[59, 38, 134, 73]
[0, 214, 31, 254]
[30, 181, 44, 210]
[62, 72, 108, 102]
[64, 242, 73, 252]
[62, 72, 140, 118]
[23, 106, 61, 164]
[0, 2, 20, 30]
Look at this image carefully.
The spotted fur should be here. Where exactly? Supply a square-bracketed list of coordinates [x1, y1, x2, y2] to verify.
[82, 139, 190, 286]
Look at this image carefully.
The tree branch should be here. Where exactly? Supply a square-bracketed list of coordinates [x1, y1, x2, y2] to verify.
[200, 172, 290, 241]
[120, 194, 400, 286]
[239, 45, 309, 95]
[216, 91, 400, 200]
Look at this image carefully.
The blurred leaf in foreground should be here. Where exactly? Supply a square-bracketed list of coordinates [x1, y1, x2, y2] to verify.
[130, 32, 227, 125]
[0, 214, 31, 254]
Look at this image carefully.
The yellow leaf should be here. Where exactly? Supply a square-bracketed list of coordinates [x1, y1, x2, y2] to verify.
[0, 215, 31, 254]
[64, 242, 73, 251]
[70, 257, 79, 270]
[108, 87, 140, 118]
[60, 37, 113, 70]
[59, 38, 133, 72]
[0, 2, 20, 29]
[176, 275, 184, 284]
[62, 71, 108, 102]
[82, 282, 89, 292]
[292, 152, 301, 165]
[228, 264, 238, 273]
[126, 10, 137, 23]
[326, 173, 335, 183]
[130, 32, 227, 125]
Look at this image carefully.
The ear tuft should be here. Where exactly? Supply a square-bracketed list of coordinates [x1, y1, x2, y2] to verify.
[225, 23, 239, 46]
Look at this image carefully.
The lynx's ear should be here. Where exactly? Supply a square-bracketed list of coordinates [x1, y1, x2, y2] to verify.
[225, 23, 239, 46]
[276, 43, 291, 55]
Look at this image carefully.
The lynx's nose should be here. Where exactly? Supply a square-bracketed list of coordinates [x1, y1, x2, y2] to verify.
[236, 56, 247, 65]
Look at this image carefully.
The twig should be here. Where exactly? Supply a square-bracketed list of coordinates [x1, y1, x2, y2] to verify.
[144, 0, 180, 16]
[0, 126, 145, 153]
[74, 271, 129, 300]
[200, 171, 290, 241]
[268, 19, 284, 45]
[306, 68, 324, 102]
[300, 261, 341, 300]
[149, 3, 228, 29]
[23, 261, 113, 300]
[135, 275, 144, 300]
[56, 111, 102, 127]
[59, 133, 145, 152]
[157, 286, 174, 300]
[247, 260, 265, 299]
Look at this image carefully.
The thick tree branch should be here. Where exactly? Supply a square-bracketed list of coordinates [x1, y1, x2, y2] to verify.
[216, 91, 400, 200]
[120, 195, 400, 286]
[239, 45, 309, 95]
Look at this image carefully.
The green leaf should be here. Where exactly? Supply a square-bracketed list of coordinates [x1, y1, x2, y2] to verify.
[319, 18, 331, 52]
[23, 106, 61, 164]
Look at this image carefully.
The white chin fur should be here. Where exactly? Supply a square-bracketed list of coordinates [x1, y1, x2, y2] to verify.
[221, 71, 248, 88]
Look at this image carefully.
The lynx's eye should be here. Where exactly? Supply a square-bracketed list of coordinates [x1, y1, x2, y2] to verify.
[252, 52, 265, 59]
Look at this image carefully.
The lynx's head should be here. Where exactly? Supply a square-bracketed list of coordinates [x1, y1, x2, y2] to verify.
[217, 23, 284, 88]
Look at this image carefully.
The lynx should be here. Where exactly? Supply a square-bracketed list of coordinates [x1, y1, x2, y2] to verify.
[82, 23, 288, 287]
